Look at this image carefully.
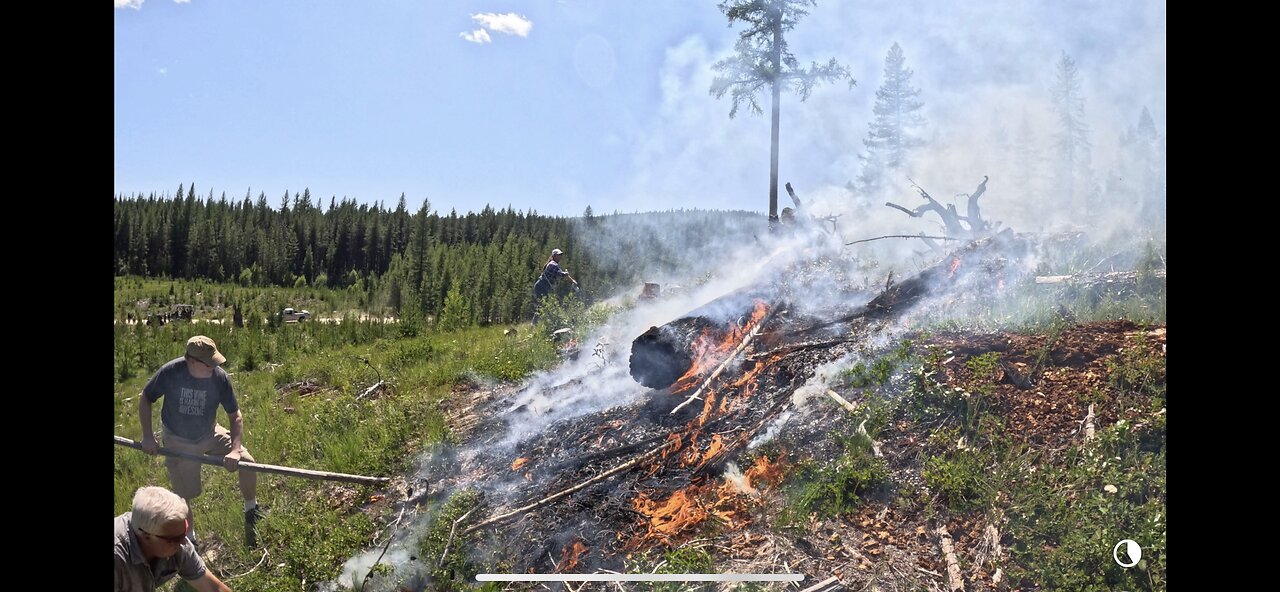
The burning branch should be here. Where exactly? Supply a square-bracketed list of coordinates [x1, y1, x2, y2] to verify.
[670, 311, 772, 415]
[463, 439, 680, 535]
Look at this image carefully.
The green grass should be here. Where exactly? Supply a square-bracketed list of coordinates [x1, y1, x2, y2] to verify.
[625, 545, 718, 592]
[416, 490, 488, 589]
[113, 275, 385, 324]
[1002, 418, 1165, 591]
[780, 425, 888, 524]
[114, 319, 560, 590]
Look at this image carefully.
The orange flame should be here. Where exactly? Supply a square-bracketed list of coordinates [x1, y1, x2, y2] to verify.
[555, 540, 589, 573]
[629, 458, 789, 551]
[669, 330, 718, 392]
[670, 300, 769, 393]
[681, 433, 726, 467]
[630, 487, 710, 547]
[511, 457, 529, 471]
[744, 454, 785, 489]
[948, 257, 962, 278]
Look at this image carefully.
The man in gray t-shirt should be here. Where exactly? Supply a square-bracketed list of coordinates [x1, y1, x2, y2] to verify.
[114, 485, 231, 591]
[139, 335, 265, 548]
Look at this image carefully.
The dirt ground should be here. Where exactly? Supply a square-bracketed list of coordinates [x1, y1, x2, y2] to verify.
[729, 320, 1166, 591]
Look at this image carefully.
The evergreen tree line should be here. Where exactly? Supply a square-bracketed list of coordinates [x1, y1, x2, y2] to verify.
[113, 186, 590, 324]
[115, 187, 764, 325]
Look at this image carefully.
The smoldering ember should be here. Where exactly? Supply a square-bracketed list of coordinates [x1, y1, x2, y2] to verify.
[332, 225, 1166, 592]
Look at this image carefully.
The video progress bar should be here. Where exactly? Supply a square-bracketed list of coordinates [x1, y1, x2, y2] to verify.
[477, 574, 804, 582]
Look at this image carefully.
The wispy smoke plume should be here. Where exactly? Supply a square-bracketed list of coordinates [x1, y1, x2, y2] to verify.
[619, 0, 1165, 240]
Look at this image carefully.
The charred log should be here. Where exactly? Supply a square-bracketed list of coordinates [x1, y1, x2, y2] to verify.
[629, 286, 775, 390]
[629, 323, 702, 389]
[865, 229, 1024, 316]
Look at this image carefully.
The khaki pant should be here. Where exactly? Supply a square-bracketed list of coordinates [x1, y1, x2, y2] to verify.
[162, 425, 255, 499]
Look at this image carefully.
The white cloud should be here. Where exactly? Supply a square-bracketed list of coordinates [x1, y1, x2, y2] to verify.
[471, 12, 533, 37]
[114, 0, 144, 9]
[460, 29, 492, 44]
[174, 0, 191, 4]
[157, 67, 167, 76]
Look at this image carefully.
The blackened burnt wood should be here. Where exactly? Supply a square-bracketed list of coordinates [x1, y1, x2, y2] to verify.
[629, 286, 776, 389]
[865, 229, 1023, 316]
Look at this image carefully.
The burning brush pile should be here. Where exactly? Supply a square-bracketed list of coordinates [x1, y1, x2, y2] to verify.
[394, 231, 1046, 584]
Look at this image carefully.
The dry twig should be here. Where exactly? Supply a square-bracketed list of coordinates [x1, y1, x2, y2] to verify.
[363, 505, 407, 590]
[225, 549, 269, 581]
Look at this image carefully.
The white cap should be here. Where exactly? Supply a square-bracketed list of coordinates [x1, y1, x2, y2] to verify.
[551, 249, 564, 256]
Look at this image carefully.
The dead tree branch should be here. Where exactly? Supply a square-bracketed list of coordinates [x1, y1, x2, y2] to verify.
[438, 506, 478, 568]
[363, 505, 407, 589]
[885, 202, 922, 217]
[225, 550, 269, 581]
[825, 389, 859, 414]
[846, 234, 962, 246]
[965, 176, 990, 232]
[909, 178, 969, 236]
[797, 576, 840, 592]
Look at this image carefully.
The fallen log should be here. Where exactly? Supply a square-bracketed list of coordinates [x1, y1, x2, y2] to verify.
[113, 435, 390, 485]
[1034, 269, 1166, 285]
[864, 229, 1024, 316]
[630, 285, 775, 390]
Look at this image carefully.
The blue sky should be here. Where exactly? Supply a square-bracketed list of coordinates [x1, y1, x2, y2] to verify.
[115, 0, 1165, 220]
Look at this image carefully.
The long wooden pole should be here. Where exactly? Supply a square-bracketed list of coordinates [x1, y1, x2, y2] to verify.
[114, 435, 389, 485]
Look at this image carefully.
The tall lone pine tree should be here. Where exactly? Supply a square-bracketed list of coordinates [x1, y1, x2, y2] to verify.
[711, 0, 854, 229]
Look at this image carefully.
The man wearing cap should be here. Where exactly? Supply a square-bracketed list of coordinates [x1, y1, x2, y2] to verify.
[533, 248, 578, 319]
[138, 335, 265, 548]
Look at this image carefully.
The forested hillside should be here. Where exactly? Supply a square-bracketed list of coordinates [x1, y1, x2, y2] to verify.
[114, 186, 761, 324]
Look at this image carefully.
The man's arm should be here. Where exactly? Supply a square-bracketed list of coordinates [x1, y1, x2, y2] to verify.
[188, 570, 232, 592]
[561, 267, 578, 286]
[224, 409, 245, 472]
[138, 394, 158, 455]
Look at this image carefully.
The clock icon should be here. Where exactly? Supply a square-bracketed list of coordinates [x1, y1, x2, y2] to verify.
[1113, 539, 1141, 568]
